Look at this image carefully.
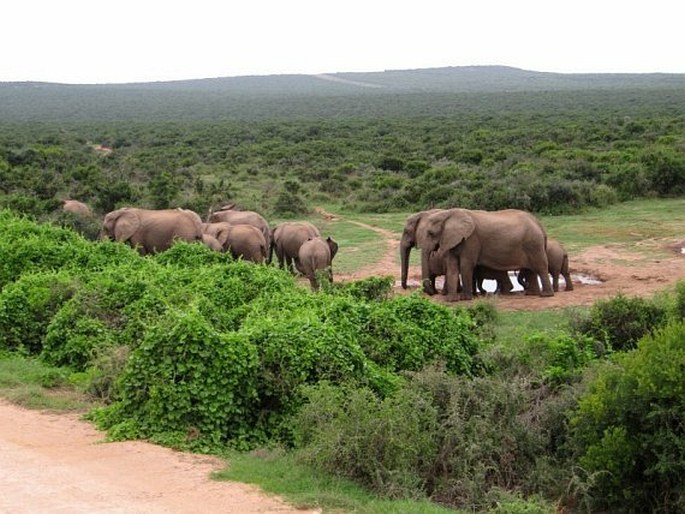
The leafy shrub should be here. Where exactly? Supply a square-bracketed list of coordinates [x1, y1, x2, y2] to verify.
[0, 271, 79, 354]
[573, 293, 668, 351]
[293, 381, 439, 498]
[568, 321, 685, 513]
[358, 294, 480, 375]
[94, 304, 260, 450]
[526, 332, 601, 387]
[326, 275, 394, 301]
[293, 367, 553, 510]
[674, 280, 685, 320]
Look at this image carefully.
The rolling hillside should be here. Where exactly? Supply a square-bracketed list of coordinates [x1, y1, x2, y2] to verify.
[1, 66, 684, 122]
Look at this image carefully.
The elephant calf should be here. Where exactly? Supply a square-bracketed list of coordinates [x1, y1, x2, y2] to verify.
[518, 239, 573, 292]
[296, 236, 339, 291]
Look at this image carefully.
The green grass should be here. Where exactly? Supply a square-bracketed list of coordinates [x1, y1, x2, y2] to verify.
[216, 449, 461, 514]
[540, 198, 685, 254]
[0, 355, 91, 411]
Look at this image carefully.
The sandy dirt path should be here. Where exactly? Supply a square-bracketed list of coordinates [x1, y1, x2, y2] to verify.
[0, 400, 317, 513]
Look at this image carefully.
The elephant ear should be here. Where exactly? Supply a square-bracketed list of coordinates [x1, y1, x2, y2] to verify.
[326, 236, 339, 259]
[440, 209, 475, 253]
[114, 210, 141, 242]
[216, 225, 231, 246]
[402, 212, 425, 243]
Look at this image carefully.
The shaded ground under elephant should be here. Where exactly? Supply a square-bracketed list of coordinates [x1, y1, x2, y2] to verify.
[417, 208, 553, 301]
[100, 207, 203, 255]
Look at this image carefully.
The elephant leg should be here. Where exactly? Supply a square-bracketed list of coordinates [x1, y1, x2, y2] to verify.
[444, 252, 460, 301]
[457, 259, 474, 301]
[421, 249, 438, 295]
[563, 272, 574, 291]
[552, 273, 560, 293]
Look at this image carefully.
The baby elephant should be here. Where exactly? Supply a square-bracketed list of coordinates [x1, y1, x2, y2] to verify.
[296, 236, 339, 291]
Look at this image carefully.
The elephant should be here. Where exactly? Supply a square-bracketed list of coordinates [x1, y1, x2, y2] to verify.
[62, 199, 93, 217]
[417, 208, 553, 301]
[203, 221, 267, 263]
[518, 238, 574, 292]
[296, 236, 339, 291]
[270, 221, 321, 271]
[400, 209, 445, 294]
[425, 250, 513, 296]
[201, 233, 223, 252]
[206, 205, 270, 252]
[100, 207, 204, 255]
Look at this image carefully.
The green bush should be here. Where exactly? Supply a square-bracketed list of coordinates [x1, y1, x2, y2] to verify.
[292, 367, 553, 510]
[293, 381, 439, 498]
[358, 294, 481, 375]
[0, 271, 79, 354]
[573, 293, 668, 351]
[568, 321, 685, 513]
[526, 332, 601, 387]
[93, 305, 261, 450]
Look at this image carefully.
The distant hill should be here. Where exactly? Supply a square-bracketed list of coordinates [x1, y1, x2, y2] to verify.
[1, 66, 684, 122]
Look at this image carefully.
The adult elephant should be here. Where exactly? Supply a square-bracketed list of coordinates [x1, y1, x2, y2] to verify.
[206, 205, 270, 250]
[417, 208, 553, 301]
[399, 209, 445, 294]
[101, 207, 203, 255]
[518, 238, 573, 292]
[270, 221, 321, 271]
[296, 236, 339, 291]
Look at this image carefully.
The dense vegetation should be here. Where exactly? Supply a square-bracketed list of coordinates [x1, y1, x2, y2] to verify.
[1, 67, 685, 512]
[1, 67, 684, 219]
[1, 208, 684, 513]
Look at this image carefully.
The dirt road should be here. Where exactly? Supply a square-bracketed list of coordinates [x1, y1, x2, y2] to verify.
[0, 400, 316, 513]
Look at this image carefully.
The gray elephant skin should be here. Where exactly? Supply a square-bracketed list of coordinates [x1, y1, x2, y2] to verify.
[101, 207, 203, 255]
[297, 236, 339, 290]
[270, 221, 321, 270]
[418, 208, 553, 301]
[201, 233, 223, 252]
[425, 250, 513, 296]
[518, 238, 573, 292]
[62, 199, 93, 218]
[206, 205, 270, 248]
[203, 221, 268, 262]
[399, 208, 444, 293]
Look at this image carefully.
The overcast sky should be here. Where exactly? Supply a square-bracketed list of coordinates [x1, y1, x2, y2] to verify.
[2, 0, 682, 84]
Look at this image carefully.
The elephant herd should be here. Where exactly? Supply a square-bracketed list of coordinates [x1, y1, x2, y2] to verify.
[64, 200, 572, 299]
[63, 201, 338, 291]
[400, 208, 573, 301]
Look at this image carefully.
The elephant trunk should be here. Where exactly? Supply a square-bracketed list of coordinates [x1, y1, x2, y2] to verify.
[400, 241, 413, 289]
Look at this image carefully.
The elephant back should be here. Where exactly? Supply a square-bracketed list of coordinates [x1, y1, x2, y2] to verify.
[207, 209, 270, 242]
